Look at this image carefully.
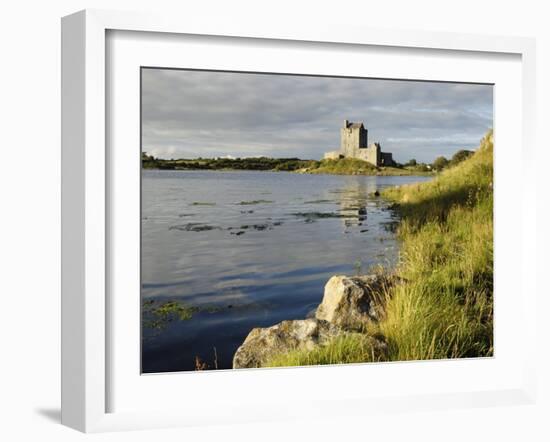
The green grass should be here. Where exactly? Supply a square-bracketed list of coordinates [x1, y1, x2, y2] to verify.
[306, 157, 432, 176]
[266, 130, 493, 367]
[308, 157, 377, 174]
[265, 333, 388, 367]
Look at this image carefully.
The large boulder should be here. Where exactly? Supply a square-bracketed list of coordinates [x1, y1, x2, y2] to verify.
[233, 318, 339, 369]
[315, 275, 389, 330]
[232, 274, 395, 369]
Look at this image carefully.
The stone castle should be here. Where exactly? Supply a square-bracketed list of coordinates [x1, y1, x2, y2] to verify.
[324, 120, 394, 167]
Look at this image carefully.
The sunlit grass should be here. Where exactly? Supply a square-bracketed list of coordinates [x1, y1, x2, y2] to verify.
[308, 157, 433, 176]
[265, 333, 387, 367]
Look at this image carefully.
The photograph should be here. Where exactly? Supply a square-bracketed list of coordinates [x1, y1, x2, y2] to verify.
[140, 68, 494, 373]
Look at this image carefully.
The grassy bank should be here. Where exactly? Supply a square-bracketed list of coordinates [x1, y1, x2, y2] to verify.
[266, 130, 494, 367]
[304, 157, 433, 176]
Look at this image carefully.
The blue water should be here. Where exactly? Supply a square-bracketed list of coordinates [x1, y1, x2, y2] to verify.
[141, 170, 431, 373]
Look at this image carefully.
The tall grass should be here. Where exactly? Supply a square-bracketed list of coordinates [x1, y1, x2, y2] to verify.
[266, 130, 494, 367]
[380, 130, 493, 360]
[265, 333, 387, 367]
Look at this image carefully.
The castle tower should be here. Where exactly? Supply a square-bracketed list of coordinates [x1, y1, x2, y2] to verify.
[340, 120, 368, 157]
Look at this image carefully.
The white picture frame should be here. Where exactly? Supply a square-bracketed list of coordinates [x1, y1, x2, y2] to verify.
[61, 9, 537, 433]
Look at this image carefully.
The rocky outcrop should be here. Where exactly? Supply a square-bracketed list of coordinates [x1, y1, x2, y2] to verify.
[232, 318, 339, 369]
[315, 274, 389, 331]
[233, 274, 394, 369]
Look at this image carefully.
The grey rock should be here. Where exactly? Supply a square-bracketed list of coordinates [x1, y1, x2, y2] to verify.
[232, 318, 339, 369]
[315, 275, 389, 331]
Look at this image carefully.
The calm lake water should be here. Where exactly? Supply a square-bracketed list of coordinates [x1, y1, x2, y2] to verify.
[141, 170, 431, 373]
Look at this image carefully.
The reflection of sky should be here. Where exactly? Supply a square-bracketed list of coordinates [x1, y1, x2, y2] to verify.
[142, 69, 493, 163]
[141, 170, 431, 372]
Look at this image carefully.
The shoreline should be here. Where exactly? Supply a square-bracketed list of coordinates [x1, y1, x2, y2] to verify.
[142, 165, 434, 177]
[141, 154, 436, 177]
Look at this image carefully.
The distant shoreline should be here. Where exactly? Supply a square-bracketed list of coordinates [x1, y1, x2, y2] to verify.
[141, 155, 435, 177]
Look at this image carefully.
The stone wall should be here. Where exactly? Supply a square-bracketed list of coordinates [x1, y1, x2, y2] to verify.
[364, 143, 381, 165]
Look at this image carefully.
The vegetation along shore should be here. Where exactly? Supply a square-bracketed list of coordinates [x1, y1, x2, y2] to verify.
[141, 152, 474, 176]
[233, 130, 494, 368]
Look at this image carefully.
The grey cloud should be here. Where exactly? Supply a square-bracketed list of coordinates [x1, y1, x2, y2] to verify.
[142, 68, 493, 163]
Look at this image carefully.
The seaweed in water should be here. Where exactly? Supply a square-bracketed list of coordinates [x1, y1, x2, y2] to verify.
[228, 221, 283, 232]
[190, 202, 216, 206]
[291, 211, 356, 222]
[142, 299, 274, 335]
[237, 199, 274, 205]
[169, 223, 222, 232]
[239, 223, 270, 231]
[142, 299, 198, 332]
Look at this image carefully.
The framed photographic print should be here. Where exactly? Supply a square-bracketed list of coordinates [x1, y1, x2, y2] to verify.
[61, 9, 537, 432]
[139, 68, 492, 374]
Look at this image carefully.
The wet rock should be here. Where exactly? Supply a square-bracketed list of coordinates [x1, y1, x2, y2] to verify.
[233, 319, 339, 369]
[315, 275, 389, 330]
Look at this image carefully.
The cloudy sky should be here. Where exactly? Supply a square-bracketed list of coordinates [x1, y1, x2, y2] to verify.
[142, 68, 493, 163]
